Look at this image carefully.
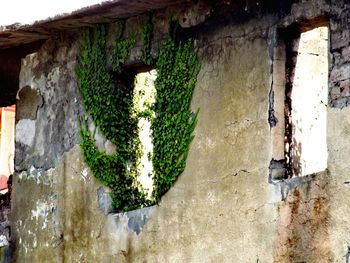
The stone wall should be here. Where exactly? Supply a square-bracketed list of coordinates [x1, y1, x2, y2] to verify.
[329, 1, 350, 108]
[0, 195, 10, 263]
[9, 0, 350, 262]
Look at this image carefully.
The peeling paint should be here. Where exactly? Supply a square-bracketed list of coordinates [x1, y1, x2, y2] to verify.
[80, 168, 89, 182]
[30, 201, 53, 229]
[15, 119, 36, 146]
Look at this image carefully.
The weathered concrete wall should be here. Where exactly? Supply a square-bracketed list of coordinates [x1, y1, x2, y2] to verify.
[10, 0, 350, 262]
[128, 26, 275, 263]
[328, 107, 350, 263]
[15, 36, 82, 172]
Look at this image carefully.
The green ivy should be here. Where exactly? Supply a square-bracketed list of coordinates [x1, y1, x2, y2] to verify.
[76, 20, 200, 211]
[141, 13, 154, 65]
[151, 36, 199, 201]
[79, 119, 148, 211]
[76, 25, 147, 211]
[111, 21, 136, 73]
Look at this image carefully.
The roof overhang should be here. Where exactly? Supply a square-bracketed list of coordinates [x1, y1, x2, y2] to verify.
[0, 0, 190, 50]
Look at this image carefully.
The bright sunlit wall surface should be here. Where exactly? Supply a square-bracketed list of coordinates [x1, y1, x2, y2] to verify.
[290, 26, 328, 177]
[134, 70, 157, 198]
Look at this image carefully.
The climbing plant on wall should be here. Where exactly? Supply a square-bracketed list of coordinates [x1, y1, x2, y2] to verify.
[140, 13, 154, 65]
[110, 21, 136, 73]
[76, 17, 200, 212]
[76, 25, 147, 211]
[151, 37, 200, 201]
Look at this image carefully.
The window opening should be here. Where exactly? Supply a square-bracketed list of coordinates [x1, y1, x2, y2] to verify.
[133, 69, 156, 198]
[0, 105, 15, 249]
[0, 105, 15, 194]
[270, 24, 329, 179]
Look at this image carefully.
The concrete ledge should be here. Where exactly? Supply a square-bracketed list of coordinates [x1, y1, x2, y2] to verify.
[111, 205, 156, 235]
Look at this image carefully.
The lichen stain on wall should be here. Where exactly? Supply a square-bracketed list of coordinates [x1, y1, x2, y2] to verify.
[12, 169, 61, 262]
[55, 146, 109, 263]
[12, 146, 120, 263]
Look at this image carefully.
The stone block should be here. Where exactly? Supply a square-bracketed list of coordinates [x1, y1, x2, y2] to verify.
[112, 205, 156, 235]
[330, 86, 341, 101]
[331, 29, 350, 50]
[97, 187, 113, 215]
[340, 79, 350, 97]
[330, 64, 350, 84]
[342, 46, 350, 63]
